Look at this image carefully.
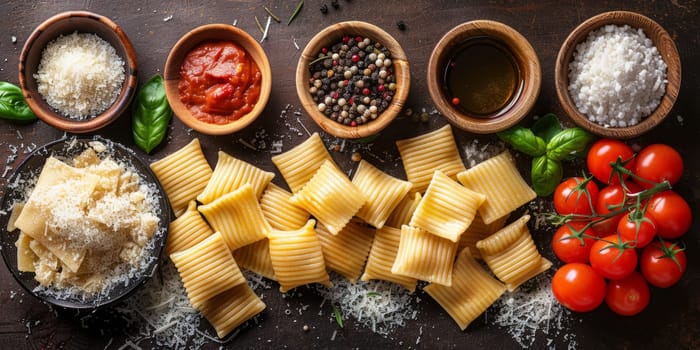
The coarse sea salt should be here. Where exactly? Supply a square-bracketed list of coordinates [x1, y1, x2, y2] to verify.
[568, 24, 667, 128]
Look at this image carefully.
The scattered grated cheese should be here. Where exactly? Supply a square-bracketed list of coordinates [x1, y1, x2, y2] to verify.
[163, 15, 173, 22]
[491, 274, 576, 349]
[462, 139, 506, 168]
[259, 16, 271, 43]
[314, 274, 417, 336]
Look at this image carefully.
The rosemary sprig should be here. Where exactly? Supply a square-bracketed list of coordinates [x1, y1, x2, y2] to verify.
[254, 16, 264, 34]
[331, 304, 343, 328]
[308, 54, 328, 67]
[263, 5, 281, 23]
[366, 292, 381, 297]
[287, 0, 304, 25]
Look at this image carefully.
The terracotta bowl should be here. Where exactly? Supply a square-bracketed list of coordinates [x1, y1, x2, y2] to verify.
[164, 24, 271, 135]
[427, 20, 541, 134]
[18, 11, 138, 133]
[555, 11, 681, 139]
[296, 21, 410, 139]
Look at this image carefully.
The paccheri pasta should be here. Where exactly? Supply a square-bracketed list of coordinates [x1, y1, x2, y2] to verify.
[392, 225, 458, 286]
[197, 150, 274, 204]
[271, 132, 335, 193]
[166, 201, 214, 256]
[12, 143, 161, 294]
[352, 160, 412, 229]
[361, 226, 418, 292]
[316, 220, 375, 283]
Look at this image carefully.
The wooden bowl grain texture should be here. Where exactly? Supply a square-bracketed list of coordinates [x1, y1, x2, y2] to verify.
[163, 24, 272, 135]
[555, 11, 681, 139]
[18, 11, 138, 134]
[427, 20, 541, 134]
[296, 21, 410, 139]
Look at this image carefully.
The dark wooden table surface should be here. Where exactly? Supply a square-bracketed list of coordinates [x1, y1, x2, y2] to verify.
[0, 1, 698, 349]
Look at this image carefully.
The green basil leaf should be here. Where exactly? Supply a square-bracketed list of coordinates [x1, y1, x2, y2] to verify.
[546, 127, 594, 161]
[132, 74, 172, 154]
[531, 113, 561, 143]
[0, 81, 37, 121]
[497, 127, 546, 157]
[531, 155, 563, 196]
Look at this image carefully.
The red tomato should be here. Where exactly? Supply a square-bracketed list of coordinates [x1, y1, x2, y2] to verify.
[640, 241, 687, 288]
[552, 222, 596, 263]
[552, 263, 606, 312]
[593, 183, 643, 236]
[633, 144, 684, 189]
[605, 272, 650, 316]
[589, 235, 638, 280]
[553, 177, 599, 216]
[646, 191, 692, 239]
[617, 211, 657, 248]
[587, 139, 636, 184]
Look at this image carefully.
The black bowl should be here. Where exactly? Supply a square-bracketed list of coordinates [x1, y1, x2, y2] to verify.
[0, 137, 170, 309]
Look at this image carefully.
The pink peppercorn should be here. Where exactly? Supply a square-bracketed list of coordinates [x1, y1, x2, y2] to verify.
[352, 55, 360, 63]
[362, 88, 370, 96]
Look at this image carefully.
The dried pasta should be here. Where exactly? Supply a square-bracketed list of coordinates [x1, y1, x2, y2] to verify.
[198, 283, 266, 338]
[233, 239, 276, 280]
[385, 192, 421, 228]
[197, 151, 274, 204]
[352, 160, 412, 229]
[424, 248, 506, 330]
[361, 226, 417, 292]
[316, 220, 375, 283]
[271, 132, 335, 193]
[259, 183, 310, 230]
[476, 215, 552, 291]
[391, 225, 458, 286]
[457, 151, 536, 224]
[267, 219, 332, 292]
[166, 201, 214, 255]
[169, 232, 246, 309]
[396, 125, 466, 193]
[289, 160, 367, 235]
[198, 184, 271, 251]
[409, 170, 486, 242]
[150, 138, 212, 217]
[457, 214, 509, 259]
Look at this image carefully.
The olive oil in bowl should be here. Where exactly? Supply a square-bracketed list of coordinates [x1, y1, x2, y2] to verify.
[443, 37, 523, 118]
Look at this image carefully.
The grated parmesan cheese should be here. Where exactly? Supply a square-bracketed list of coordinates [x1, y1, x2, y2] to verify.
[314, 273, 417, 336]
[34, 32, 125, 120]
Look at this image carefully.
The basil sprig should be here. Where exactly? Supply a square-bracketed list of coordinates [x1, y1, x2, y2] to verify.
[132, 74, 172, 154]
[497, 114, 593, 196]
[0, 82, 37, 121]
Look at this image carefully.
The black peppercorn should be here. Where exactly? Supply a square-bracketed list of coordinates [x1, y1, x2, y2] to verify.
[397, 21, 406, 31]
[320, 4, 328, 14]
[331, 0, 340, 9]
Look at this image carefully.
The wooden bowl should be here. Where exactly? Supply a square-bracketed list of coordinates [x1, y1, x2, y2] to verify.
[296, 21, 410, 139]
[164, 24, 271, 135]
[18, 11, 138, 133]
[555, 11, 681, 139]
[427, 20, 541, 134]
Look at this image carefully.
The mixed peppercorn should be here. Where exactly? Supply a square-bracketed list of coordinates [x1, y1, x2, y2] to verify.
[308, 35, 397, 126]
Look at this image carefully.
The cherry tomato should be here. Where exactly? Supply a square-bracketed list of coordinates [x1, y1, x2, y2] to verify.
[553, 177, 599, 216]
[605, 272, 650, 316]
[552, 263, 606, 312]
[640, 241, 687, 288]
[633, 144, 684, 189]
[552, 222, 596, 263]
[593, 183, 643, 236]
[587, 139, 636, 184]
[617, 211, 657, 248]
[646, 191, 692, 239]
[589, 235, 638, 280]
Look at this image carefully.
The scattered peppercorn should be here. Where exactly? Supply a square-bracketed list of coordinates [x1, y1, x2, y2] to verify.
[331, 0, 340, 9]
[320, 4, 328, 14]
[397, 20, 406, 31]
[351, 152, 362, 162]
[419, 111, 430, 123]
[451, 97, 460, 106]
[303, 325, 310, 332]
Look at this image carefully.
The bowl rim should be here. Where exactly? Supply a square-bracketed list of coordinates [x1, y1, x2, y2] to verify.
[0, 137, 171, 310]
[18, 10, 138, 133]
[427, 20, 541, 134]
[554, 10, 681, 139]
[295, 20, 410, 139]
[163, 23, 272, 136]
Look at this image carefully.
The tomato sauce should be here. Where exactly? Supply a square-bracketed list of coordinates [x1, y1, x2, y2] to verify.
[178, 41, 261, 124]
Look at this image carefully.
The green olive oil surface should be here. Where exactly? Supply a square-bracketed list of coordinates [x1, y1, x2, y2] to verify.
[443, 37, 522, 117]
